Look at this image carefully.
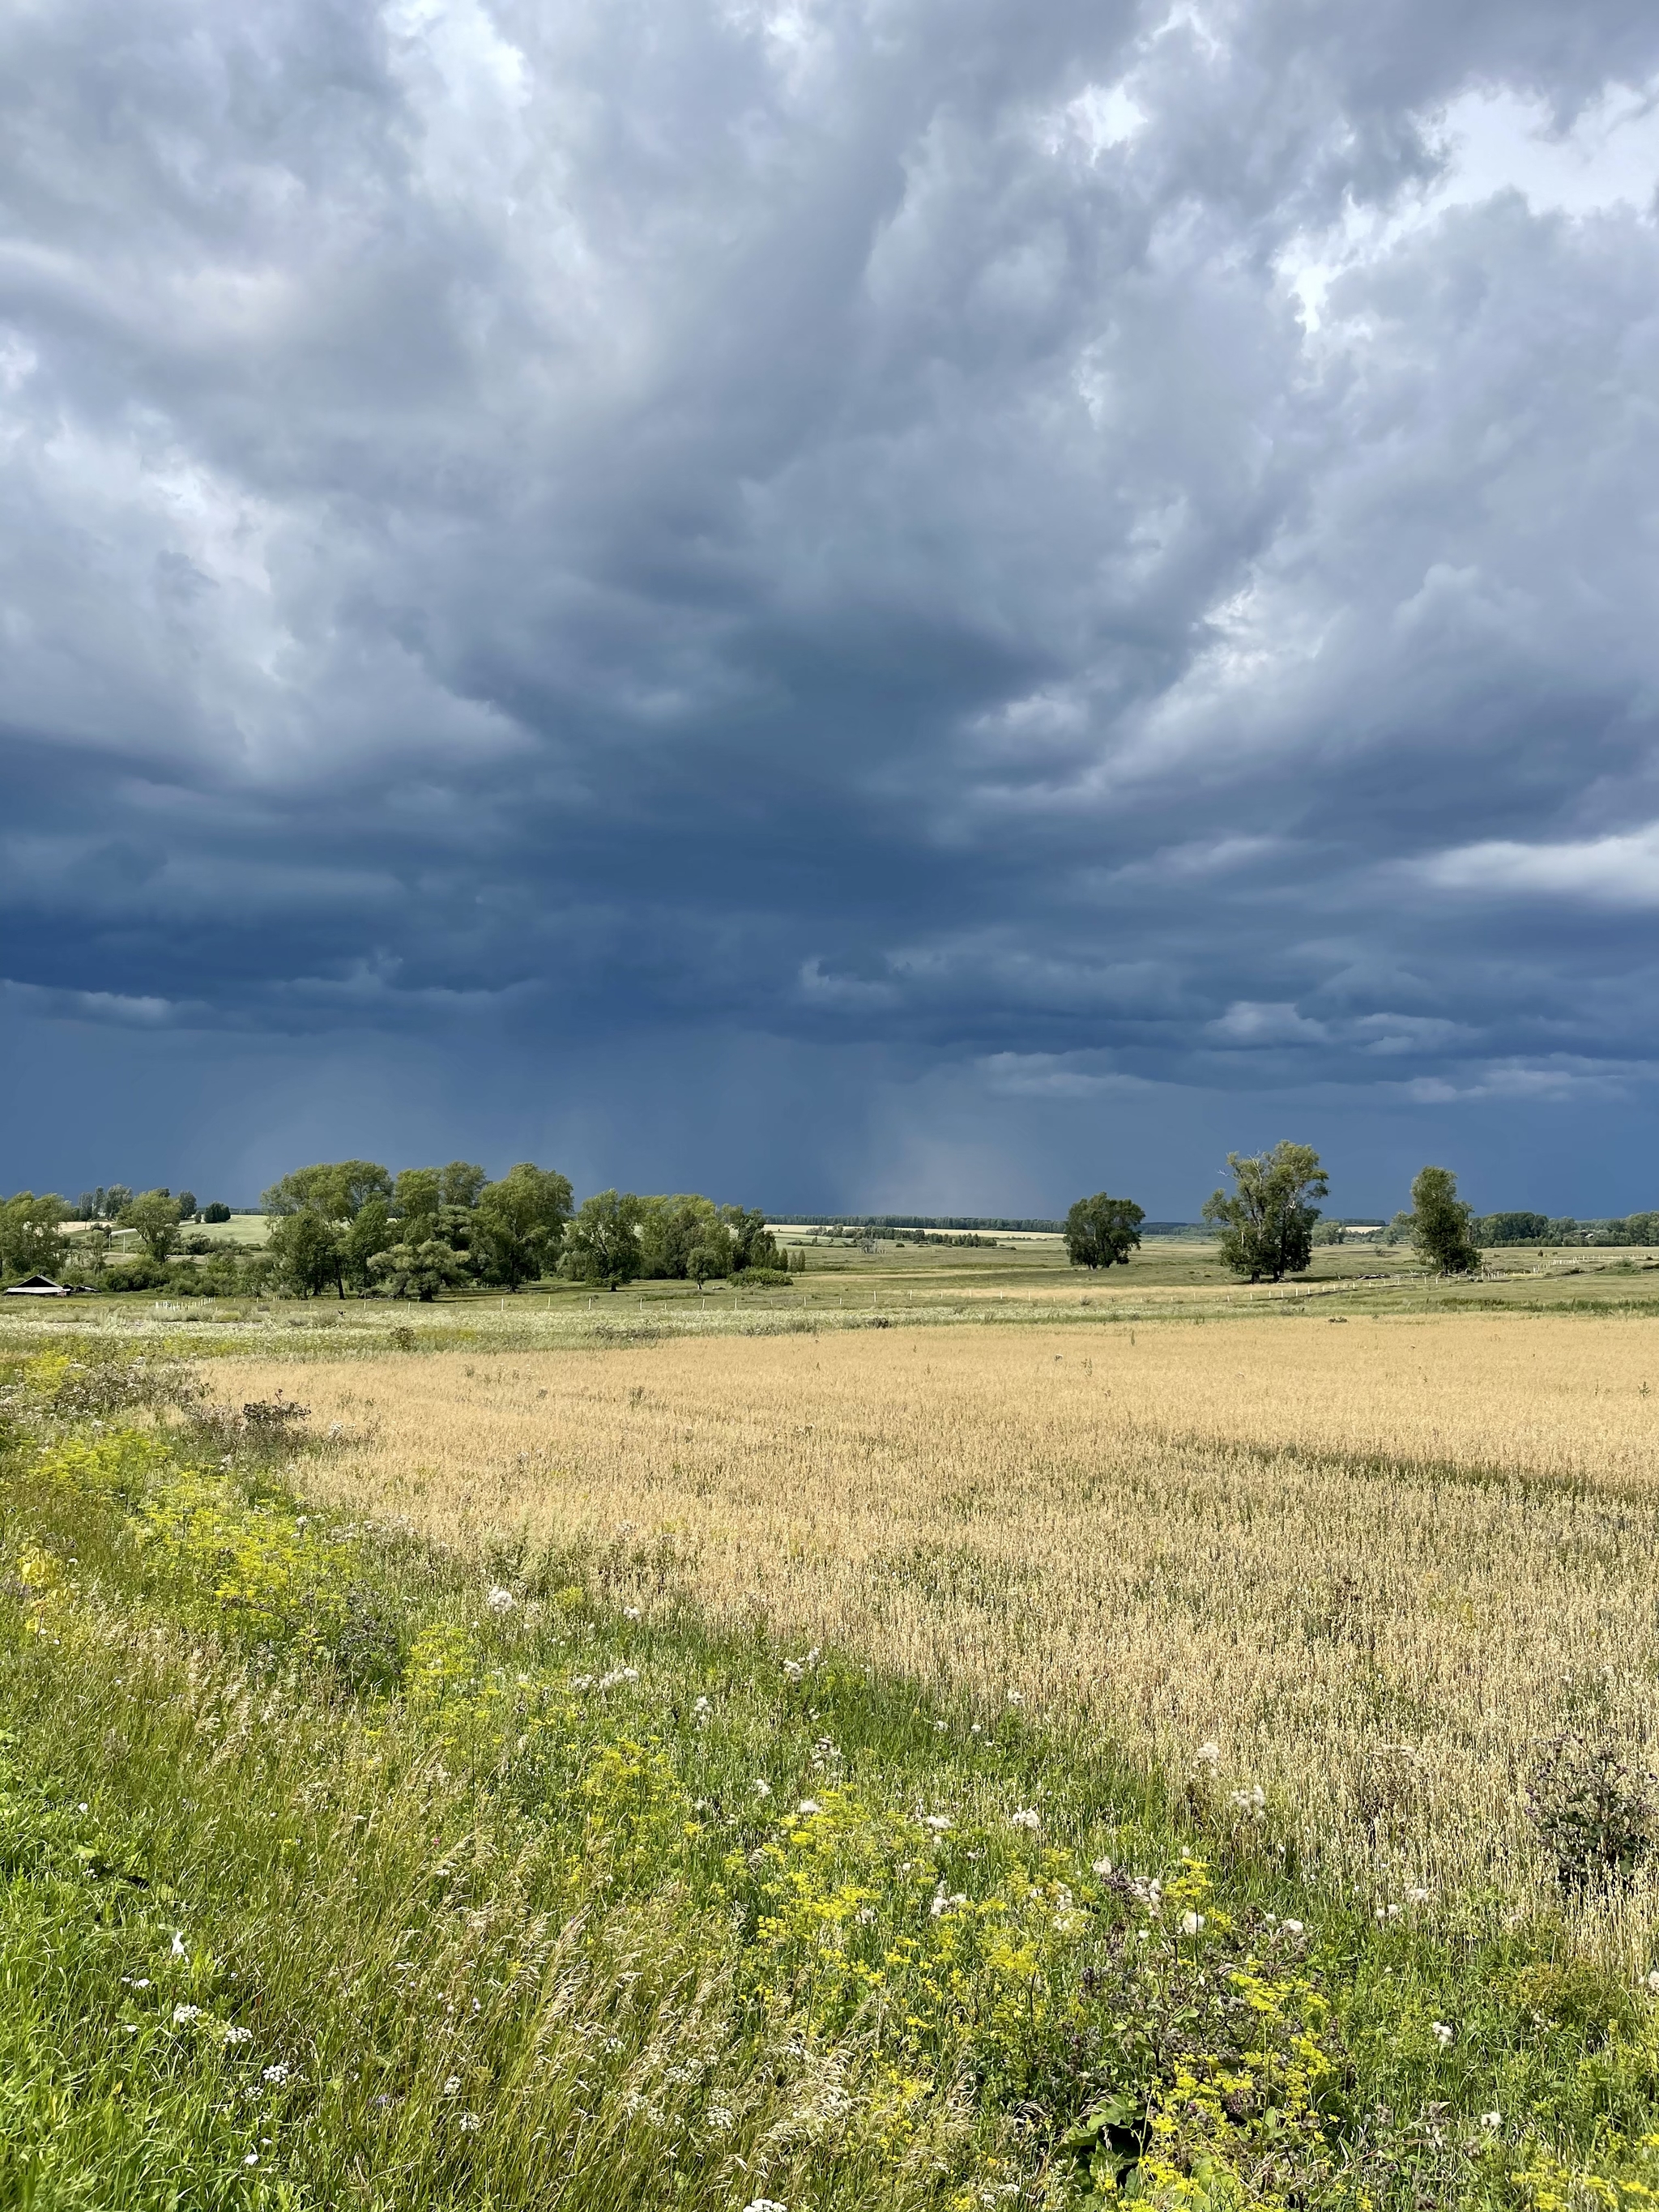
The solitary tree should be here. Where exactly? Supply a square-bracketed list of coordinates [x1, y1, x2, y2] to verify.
[1409, 1165, 1481, 1276]
[1202, 1142, 1328, 1282]
[1064, 1192, 1145, 1269]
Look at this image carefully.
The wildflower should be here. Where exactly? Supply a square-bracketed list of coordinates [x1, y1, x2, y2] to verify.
[443, 2075, 463, 2095]
[623, 1605, 642, 1620]
[693, 1695, 712, 1723]
[1180, 1911, 1205, 1937]
[1195, 1741, 1222, 1772]
[224, 2026, 253, 2046]
[172, 2004, 203, 2025]
[1432, 2022, 1454, 2048]
[485, 1587, 516, 1613]
[1010, 1808, 1040, 1832]
[931, 1888, 969, 1918]
[1281, 1918, 1305, 1936]
[245, 2154, 259, 2167]
[1091, 1856, 1113, 1877]
[795, 1799, 822, 1818]
[1405, 1885, 1431, 1904]
[919, 1813, 952, 1832]
[753, 1779, 771, 1798]
[933, 1719, 948, 1732]
[458, 2112, 483, 2133]
[1004, 1690, 1024, 1705]
[1482, 2112, 1503, 2130]
[170, 1932, 187, 1958]
[262, 2064, 291, 2085]
[1647, 1969, 1659, 1994]
[741, 2199, 790, 2212]
[706, 2106, 735, 2131]
[597, 1666, 639, 1690]
[1228, 1784, 1266, 1821]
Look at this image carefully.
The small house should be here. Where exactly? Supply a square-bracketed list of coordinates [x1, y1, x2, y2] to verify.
[2, 1274, 79, 1297]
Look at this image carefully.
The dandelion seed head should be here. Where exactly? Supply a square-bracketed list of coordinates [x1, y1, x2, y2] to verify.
[1010, 1808, 1040, 1831]
[485, 1586, 516, 1613]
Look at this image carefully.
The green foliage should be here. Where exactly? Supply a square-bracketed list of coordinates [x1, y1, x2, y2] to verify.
[1410, 1166, 1482, 1276]
[474, 1165, 573, 1288]
[563, 1190, 646, 1289]
[1063, 1193, 1145, 1270]
[438, 1161, 488, 1209]
[1526, 1733, 1657, 1893]
[338, 1196, 396, 1294]
[115, 1190, 184, 1263]
[1201, 1144, 1328, 1282]
[391, 1167, 443, 1227]
[201, 1202, 232, 1224]
[0, 1191, 69, 1282]
[267, 1208, 343, 1299]
[262, 1161, 394, 1221]
[369, 1239, 466, 1302]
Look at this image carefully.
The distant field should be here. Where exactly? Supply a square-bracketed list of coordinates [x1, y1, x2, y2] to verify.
[227, 1309, 1659, 1953]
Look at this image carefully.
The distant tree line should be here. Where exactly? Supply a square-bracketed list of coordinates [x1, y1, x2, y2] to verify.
[0, 1162, 789, 1299]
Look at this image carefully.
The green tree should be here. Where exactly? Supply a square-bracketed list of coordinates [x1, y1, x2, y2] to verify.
[391, 1168, 442, 1229]
[563, 1191, 645, 1289]
[0, 1192, 69, 1282]
[1410, 1165, 1481, 1276]
[268, 1209, 343, 1298]
[1063, 1192, 1145, 1270]
[340, 1197, 397, 1294]
[117, 1190, 183, 1263]
[439, 1161, 488, 1209]
[262, 1161, 392, 1221]
[1202, 1143, 1328, 1282]
[638, 1194, 723, 1280]
[176, 1190, 198, 1221]
[723, 1206, 783, 1273]
[369, 1240, 465, 1301]
[686, 1238, 730, 1286]
[474, 1165, 573, 1288]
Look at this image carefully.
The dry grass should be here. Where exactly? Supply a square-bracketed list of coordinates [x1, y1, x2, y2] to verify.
[220, 1312, 1659, 1939]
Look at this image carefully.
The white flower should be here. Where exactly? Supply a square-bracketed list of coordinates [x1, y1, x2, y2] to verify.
[1180, 1912, 1205, 1937]
[795, 1799, 821, 1818]
[1281, 1919, 1305, 1937]
[172, 2004, 203, 2025]
[1091, 1857, 1113, 1877]
[1194, 1741, 1222, 1771]
[597, 1666, 639, 1690]
[706, 2106, 735, 2131]
[262, 2063, 291, 2084]
[485, 1586, 516, 1613]
[569, 1673, 594, 1691]
[443, 2075, 463, 2095]
[169, 1932, 187, 1958]
[1004, 1690, 1024, 1705]
[783, 1660, 804, 1680]
[919, 1813, 952, 1832]
[1405, 1885, 1431, 1905]
[753, 1778, 771, 1797]
[741, 2199, 790, 2212]
[1432, 2022, 1454, 2048]
[244, 2153, 259, 2167]
[458, 2112, 483, 2133]
[931, 1889, 970, 1918]
[1482, 2112, 1503, 2130]
[932, 1719, 948, 1732]
[623, 1606, 642, 1620]
[1647, 1969, 1659, 1995]
[1010, 1808, 1040, 1831]
[1228, 1784, 1265, 1820]
[223, 2025, 253, 2045]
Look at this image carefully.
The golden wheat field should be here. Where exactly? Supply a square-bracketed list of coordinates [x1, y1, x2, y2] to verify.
[223, 1312, 1659, 1938]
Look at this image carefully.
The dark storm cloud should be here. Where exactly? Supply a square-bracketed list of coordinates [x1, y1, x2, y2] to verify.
[2, 0, 1657, 1207]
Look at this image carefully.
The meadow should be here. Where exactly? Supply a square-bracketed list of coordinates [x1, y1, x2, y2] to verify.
[4, 1288, 1659, 2210]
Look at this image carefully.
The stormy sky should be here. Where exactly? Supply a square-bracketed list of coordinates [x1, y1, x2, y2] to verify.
[2, 0, 1657, 1216]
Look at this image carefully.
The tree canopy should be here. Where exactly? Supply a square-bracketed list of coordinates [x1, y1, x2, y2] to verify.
[1410, 1165, 1481, 1276]
[1063, 1192, 1145, 1269]
[1201, 1142, 1328, 1282]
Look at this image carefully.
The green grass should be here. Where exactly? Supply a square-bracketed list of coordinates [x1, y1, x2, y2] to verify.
[2, 1350, 1659, 2209]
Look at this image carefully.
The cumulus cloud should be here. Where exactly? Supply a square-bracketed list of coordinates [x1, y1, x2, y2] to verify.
[1, 0, 1657, 1204]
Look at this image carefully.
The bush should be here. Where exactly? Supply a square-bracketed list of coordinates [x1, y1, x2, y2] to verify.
[1525, 1732, 1656, 1891]
[201, 1202, 232, 1224]
[100, 1256, 172, 1294]
[729, 1267, 792, 1288]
